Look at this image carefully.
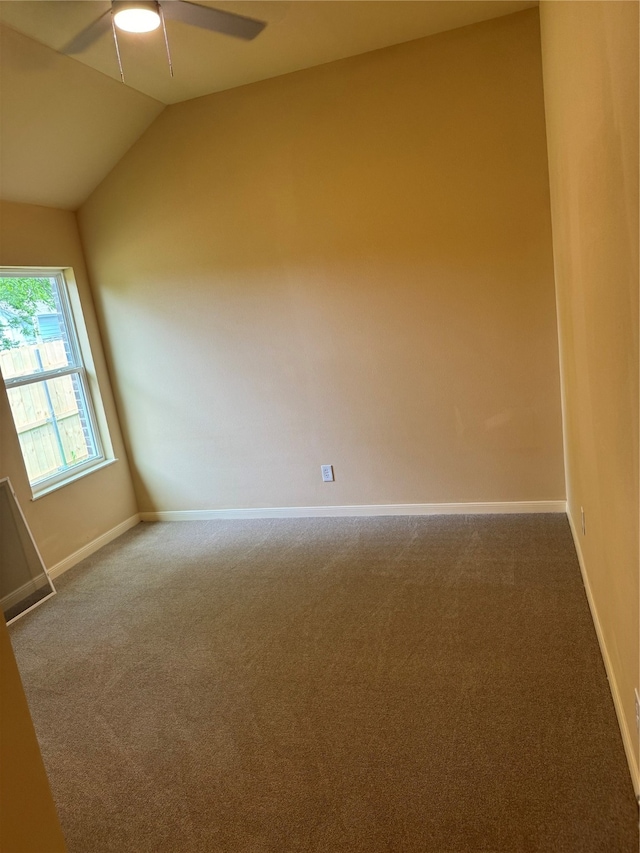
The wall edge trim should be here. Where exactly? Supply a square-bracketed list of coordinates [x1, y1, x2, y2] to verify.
[47, 514, 140, 579]
[139, 501, 567, 522]
[566, 508, 640, 798]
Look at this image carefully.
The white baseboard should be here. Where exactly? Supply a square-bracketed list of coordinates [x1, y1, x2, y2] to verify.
[139, 501, 566, 522]
[566, 509, 640, 798]
[47, 514, 140, 580]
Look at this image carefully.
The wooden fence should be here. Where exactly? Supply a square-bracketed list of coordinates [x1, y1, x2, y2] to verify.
[1, 343, 91, 484]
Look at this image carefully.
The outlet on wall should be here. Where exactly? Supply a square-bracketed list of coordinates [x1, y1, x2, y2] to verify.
[321, 464, 334, 482]
[635, 689, 640, 733]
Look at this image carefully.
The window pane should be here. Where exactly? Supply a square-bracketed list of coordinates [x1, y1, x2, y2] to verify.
[0, 276, 74, 380]
[6, 374, 99, 485]
[1, 270, 106, 493]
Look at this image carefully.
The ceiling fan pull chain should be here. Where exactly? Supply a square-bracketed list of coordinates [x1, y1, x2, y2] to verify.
[159, 4, 174, 78]
[110, 14, 126, 83]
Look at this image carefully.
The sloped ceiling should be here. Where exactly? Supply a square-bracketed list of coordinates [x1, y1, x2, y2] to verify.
[0, 25, 164, 210]
[0, 0, 538, 210]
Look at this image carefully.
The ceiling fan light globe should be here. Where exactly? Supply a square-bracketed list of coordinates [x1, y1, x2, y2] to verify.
[114, 8, 161, 33]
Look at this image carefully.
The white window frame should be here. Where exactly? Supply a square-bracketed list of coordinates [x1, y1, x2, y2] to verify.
[1, 268, 112, 498]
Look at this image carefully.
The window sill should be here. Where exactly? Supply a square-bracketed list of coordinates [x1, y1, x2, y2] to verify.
[31, 458, 119, 501]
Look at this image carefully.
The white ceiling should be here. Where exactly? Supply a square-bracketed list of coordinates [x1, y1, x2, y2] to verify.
[0, 0, 538, 209]
[0, 1, 538, 104]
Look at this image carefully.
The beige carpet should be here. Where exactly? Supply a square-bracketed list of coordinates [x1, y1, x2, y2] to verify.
[9, 514, 638, 852]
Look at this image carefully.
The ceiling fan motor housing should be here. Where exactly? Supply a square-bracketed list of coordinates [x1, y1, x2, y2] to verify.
[112, 1, 161, 33]
[112, 1, 160, 15]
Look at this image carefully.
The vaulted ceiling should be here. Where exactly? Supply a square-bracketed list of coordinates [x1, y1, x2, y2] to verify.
[0, 0, 537, 210]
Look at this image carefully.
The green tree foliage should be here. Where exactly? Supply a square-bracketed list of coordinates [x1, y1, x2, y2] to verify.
[0, 277, 55, 350]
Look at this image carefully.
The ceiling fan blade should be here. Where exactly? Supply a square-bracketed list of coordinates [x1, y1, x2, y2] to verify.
[61, 10, 112, 55]
[161, 1, 266, 40]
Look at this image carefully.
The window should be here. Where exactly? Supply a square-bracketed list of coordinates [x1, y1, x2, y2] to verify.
[0, 270, 109, 497]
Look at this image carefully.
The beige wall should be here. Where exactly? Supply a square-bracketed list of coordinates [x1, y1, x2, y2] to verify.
[539, 0, 639, 788]
[79, 9, 564, 514]
[0, 201, 138, 569]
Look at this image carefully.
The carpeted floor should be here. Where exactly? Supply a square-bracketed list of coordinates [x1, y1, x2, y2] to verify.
[8, 514, 639, 852]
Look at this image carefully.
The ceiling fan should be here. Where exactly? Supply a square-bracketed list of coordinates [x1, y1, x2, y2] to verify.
[62, 1, 267, 82]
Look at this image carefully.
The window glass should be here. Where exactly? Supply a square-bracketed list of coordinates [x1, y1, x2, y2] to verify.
[0, 272, 105, 494]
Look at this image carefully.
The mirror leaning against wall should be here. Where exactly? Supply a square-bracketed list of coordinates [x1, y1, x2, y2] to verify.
[0, 478, 55, 624]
